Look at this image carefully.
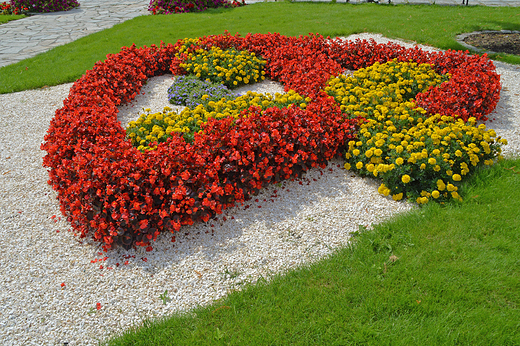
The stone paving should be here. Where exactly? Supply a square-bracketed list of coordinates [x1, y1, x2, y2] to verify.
[1, 0, 519, 67]
[0, 0, 149, 67]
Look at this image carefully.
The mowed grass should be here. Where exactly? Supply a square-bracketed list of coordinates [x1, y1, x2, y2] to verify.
[1, 2, 520, 94]
[0, 14, 26, 24]
[104, 157, 520, 345]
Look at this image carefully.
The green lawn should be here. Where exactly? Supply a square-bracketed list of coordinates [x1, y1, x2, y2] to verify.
[0, 13, 26, 24]
[1, 2, 520, 94]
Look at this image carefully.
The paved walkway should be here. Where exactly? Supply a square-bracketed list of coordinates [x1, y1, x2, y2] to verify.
[1, 0, 519, 68]
[0, 0, 149, 67]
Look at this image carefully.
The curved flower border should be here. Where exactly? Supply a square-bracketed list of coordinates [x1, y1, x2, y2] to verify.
[41, 32, 501, 251]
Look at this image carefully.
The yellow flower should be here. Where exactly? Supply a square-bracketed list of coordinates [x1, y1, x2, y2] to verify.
[451, 191, 462, 201]
[356, 162, 363, 169]
[392, 193, 403, 201]
[437, 179, 446, 191]
[428, 157, 436, 165]
[452, 174, 462, 181]
[401, 175, 411, 184]
[416, 196, 428, 204]
[395, 157, 404, 165]
[353, 149, 360, 156]
[431, 190, 440, 199]
[447, 183, 457, 192]
[344, 163, 351, 170]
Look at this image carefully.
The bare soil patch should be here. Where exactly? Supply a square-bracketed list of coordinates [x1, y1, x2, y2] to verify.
[463, 32, 520, 56]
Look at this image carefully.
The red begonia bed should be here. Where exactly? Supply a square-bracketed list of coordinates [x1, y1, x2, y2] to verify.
[41, 32, 500, 251]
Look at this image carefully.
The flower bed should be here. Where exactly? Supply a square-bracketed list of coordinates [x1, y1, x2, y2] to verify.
[41, 33, 502, 252]
[1, 1, 28, 14]
[11, 0, 79, 12]
[326, 60, 505, 204]
[148, 0, 244, 15]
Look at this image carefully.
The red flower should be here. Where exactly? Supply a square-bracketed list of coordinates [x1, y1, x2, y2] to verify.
[41, 33, 499, 253]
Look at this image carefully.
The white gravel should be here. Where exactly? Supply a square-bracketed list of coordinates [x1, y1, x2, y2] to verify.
[0, 33, 519, 346]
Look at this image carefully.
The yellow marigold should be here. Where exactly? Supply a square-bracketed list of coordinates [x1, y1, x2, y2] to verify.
[392, 193, 403, 201]
[428, 157, 436, 165]
[437, 179, 446, 191]
[416, 196, 428, 204]
[344, 163, 351, 170]
[395, 157, 404, 165]
[401, 174, 411, 184]
[432, 190, 440, 199]
[451, 191, 462, 201]
[447, 183, 457, 192]
[374, 149, 383, 156]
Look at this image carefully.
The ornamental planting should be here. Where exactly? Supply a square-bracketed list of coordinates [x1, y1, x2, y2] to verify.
[41, 32, 503, 252]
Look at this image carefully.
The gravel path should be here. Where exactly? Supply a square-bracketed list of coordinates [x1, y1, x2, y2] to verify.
[0, 34, 519, 346]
